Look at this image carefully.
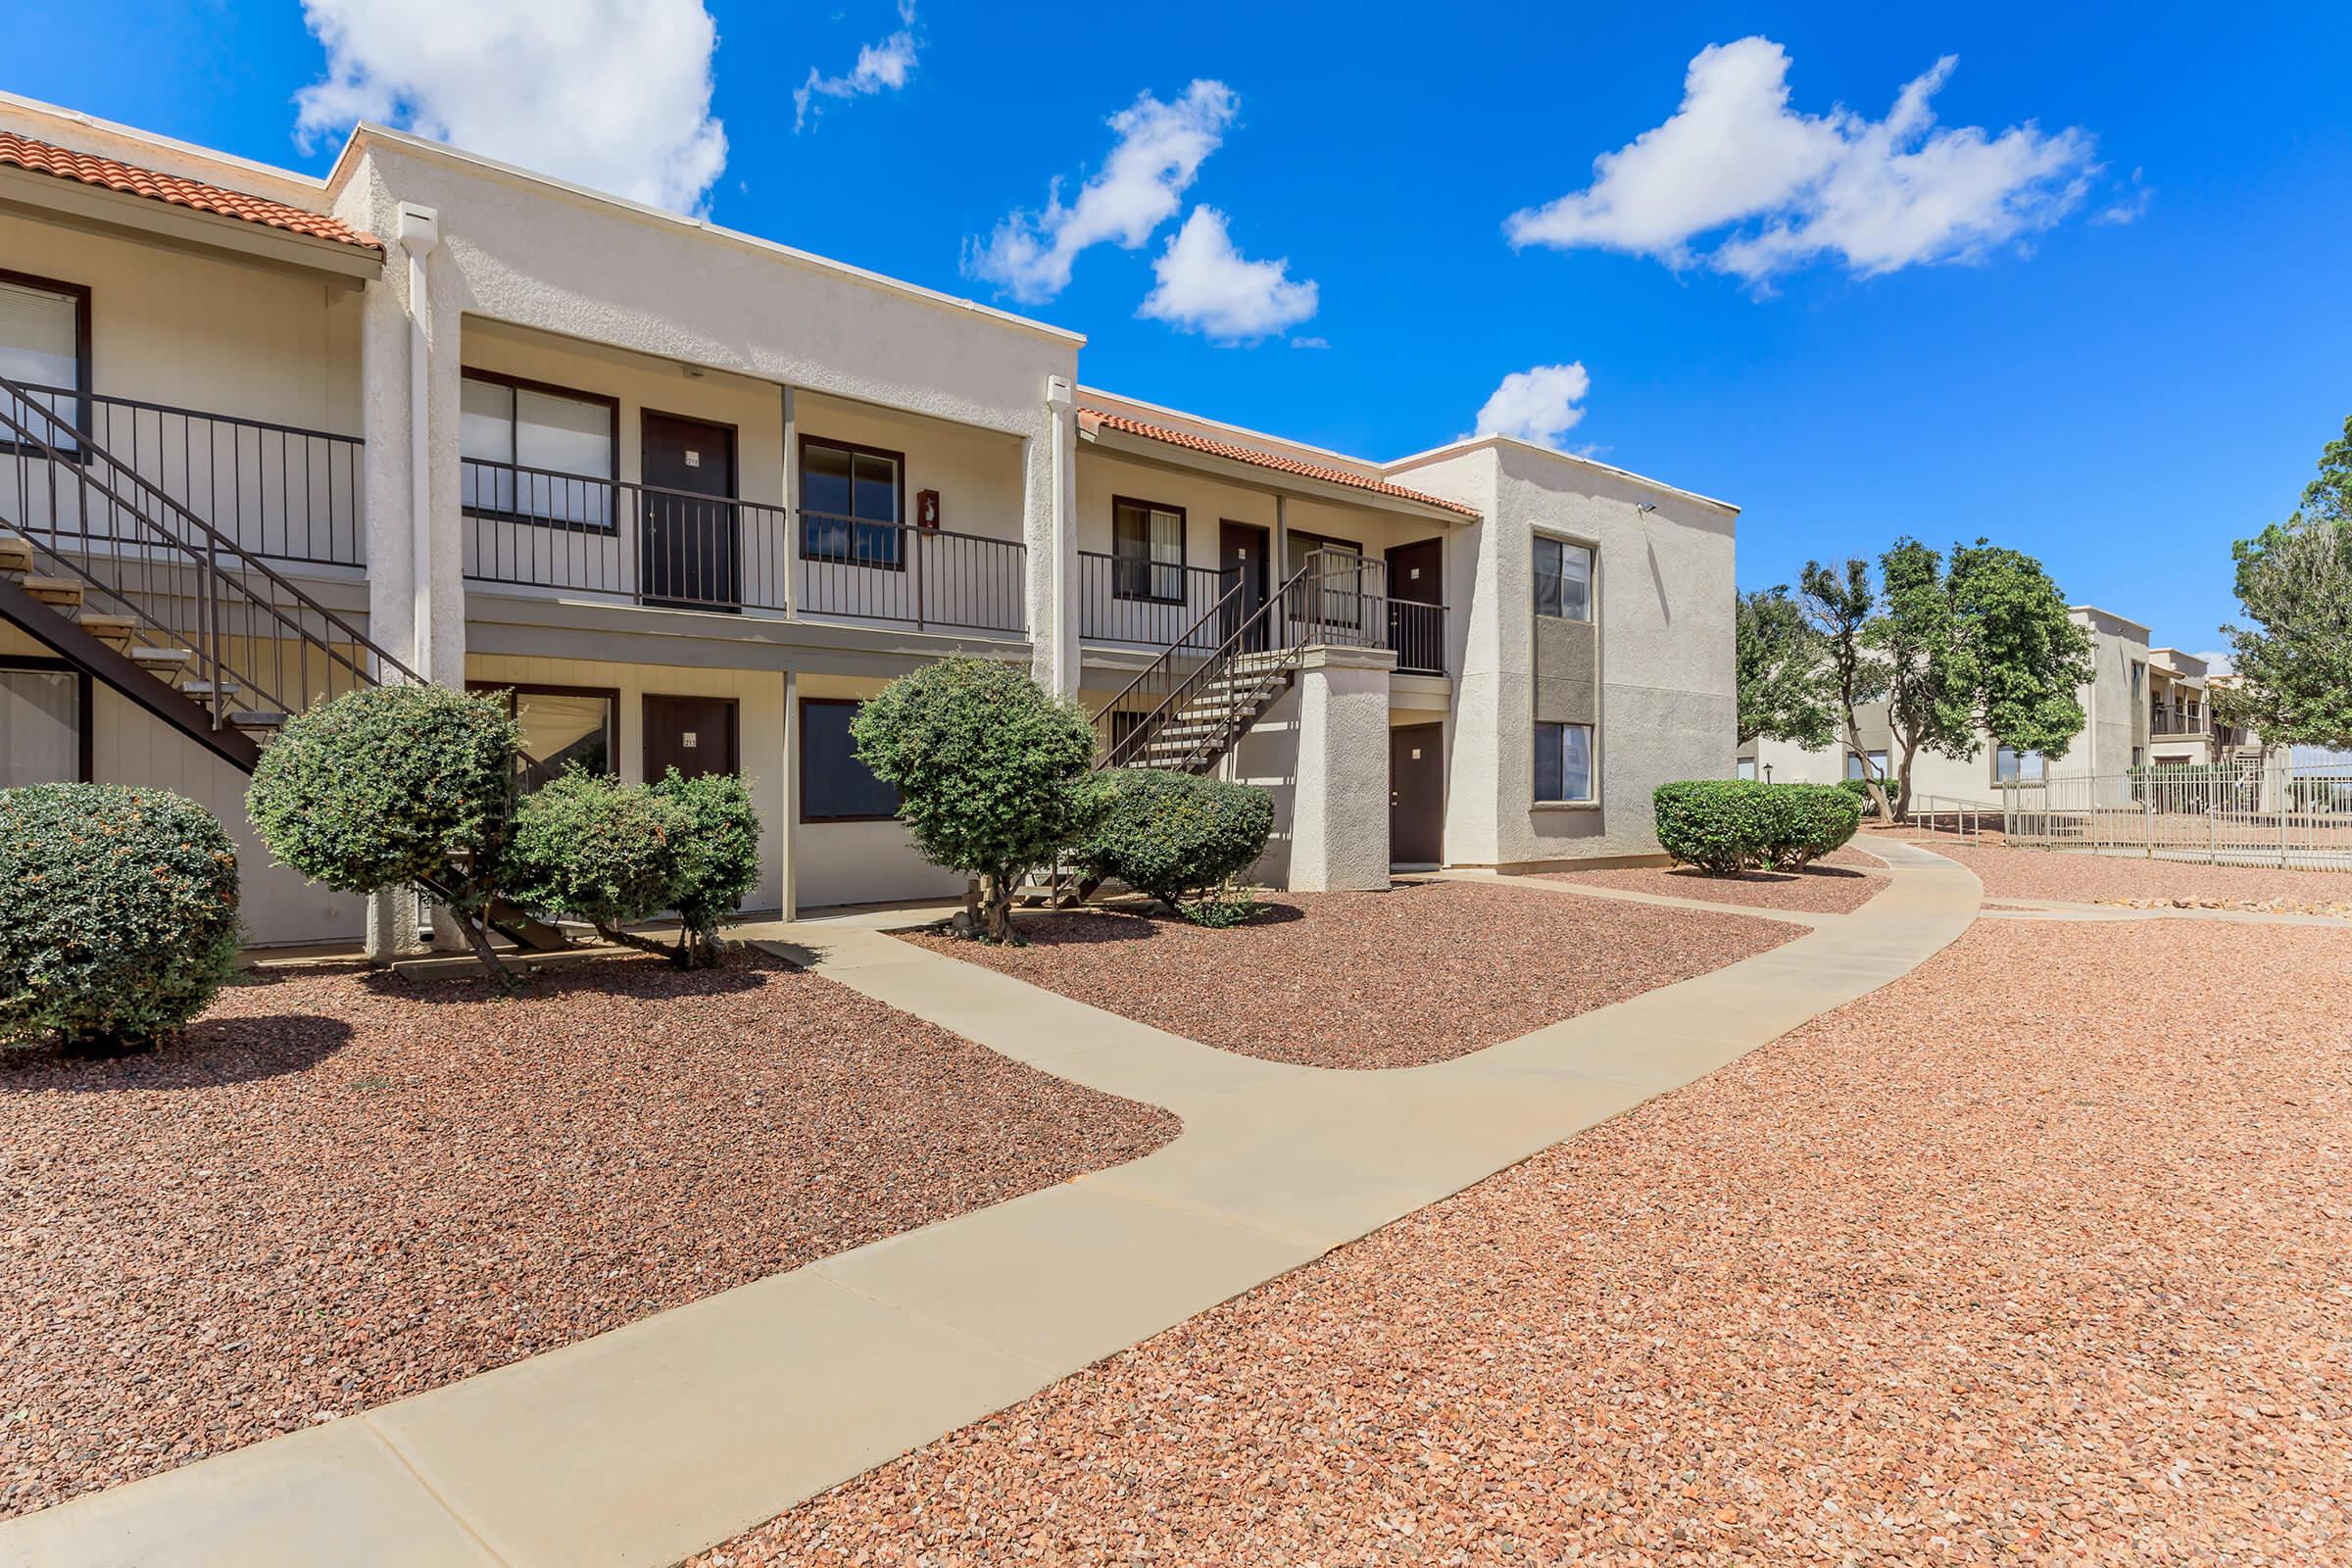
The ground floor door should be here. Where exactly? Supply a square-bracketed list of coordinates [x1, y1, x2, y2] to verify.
[643, 693, 740, 781]
[1390, 722, 1444, 865]
[640, 412, 740, 611]
[1219, 519, 1270, 651]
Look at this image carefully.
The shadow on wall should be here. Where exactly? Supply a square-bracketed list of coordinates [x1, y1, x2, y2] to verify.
[1230, 686, 1302, 889]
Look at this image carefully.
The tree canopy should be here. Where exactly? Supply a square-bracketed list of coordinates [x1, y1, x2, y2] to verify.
[1735, 587, 1838, 751]
[2224, 415, 2352, 750]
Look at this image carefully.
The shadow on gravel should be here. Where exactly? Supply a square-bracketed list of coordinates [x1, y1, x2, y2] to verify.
[1, 1014, 357, 1093]
[1660, 865, 1872, 886]
[1004, 902, 1308, 946]
[357, 950, 773, 1005]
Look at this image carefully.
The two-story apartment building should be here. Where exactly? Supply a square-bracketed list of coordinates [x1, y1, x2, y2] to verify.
[1739, 605, 2271, 802]
[0, 92, 1738, 952]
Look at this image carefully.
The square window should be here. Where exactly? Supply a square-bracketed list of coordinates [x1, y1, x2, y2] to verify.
[0, 662, 86, 785]
[1111, 499, 1185, 602]
[802, 440, 903, 567]
[1736, 758, 1757, 781]
[1846, 750, 1888, 782]
[1535, 720, 1594, 803]
[471, 683, 616, 791]
[460, 373, 615, 527]
[1995, 746, 2046, 783]
[1534, 536, 1592, 621]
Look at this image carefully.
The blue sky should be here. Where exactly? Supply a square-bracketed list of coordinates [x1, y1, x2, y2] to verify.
[10, 2, 2350, 656]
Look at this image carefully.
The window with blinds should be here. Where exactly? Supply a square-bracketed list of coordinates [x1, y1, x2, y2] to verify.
[1111, 498, 1184, 602]
[0, 272, 88, 452]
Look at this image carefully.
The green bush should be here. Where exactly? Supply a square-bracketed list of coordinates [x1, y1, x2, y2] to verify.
[1754, 782, 1864, 869]
[851, 658, 1098, 942]
[505, 769, 681, 930]
[1075, 769, 1274, 918]
[0, 784, 242, 1050]
[1653, 780, 1773, 875]
[652, 767, 762, 965]
[247, 683, 519, 906]
[1655, 779, 1860, 875]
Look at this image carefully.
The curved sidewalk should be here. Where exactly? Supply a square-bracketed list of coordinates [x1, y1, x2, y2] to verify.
[2, 841, 1980, 1568]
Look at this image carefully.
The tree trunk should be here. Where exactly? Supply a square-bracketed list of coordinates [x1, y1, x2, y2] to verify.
[1894, 752, 1917, 820]
[595, 920, 684, 964]
[452, 909, 517, 988]
[1842, 708, 1892, 821]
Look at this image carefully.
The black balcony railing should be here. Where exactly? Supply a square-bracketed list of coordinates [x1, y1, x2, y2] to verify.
[1077, 551, 1234, 652]
[1, 380, 364, 568]
[461, 458, 1026, 633]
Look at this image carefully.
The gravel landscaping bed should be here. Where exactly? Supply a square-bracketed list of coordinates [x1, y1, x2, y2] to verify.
[708, 916, 2352, 1567]
[0, 953, 1177, 1518]
[901, 880, 1795, 1069]
[1540, 844, 1887, 914]
[1920, 838, 2352, 905]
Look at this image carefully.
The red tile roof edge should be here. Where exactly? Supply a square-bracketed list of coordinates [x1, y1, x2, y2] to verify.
[0, 131, 380, 253]
[1080, 408, 1480, 517]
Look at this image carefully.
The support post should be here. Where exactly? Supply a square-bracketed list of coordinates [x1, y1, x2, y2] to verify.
[1288, 644, 1396, 892]
[780, 385, 798, 619]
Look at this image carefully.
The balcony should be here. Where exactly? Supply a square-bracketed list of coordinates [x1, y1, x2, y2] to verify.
[1077, 546, 1448, 674]
[1, 382, 364, 569]
[459, 458, 1027, 635]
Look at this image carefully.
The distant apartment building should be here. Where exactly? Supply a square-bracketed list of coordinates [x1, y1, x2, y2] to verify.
[0, 92, 1740, 950]
[1738, 605, 2273, 801]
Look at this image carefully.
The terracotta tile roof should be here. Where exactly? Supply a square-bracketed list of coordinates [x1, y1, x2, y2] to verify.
[0, 131, 379, 253]
[1080, 407, 1479, 517]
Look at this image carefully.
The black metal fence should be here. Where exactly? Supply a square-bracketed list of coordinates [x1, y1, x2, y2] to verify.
[2, 380, 365, 568]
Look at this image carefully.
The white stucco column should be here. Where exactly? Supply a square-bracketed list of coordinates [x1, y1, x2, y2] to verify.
[1024, 376, 1078, 696]
[1288, 645, 1396, 892]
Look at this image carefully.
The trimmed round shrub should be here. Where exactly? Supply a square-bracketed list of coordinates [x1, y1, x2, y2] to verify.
[1838, 777, 1886, 817]
[1656, 780, 1863, 874]
[652, 767, 762, 963]
[246, 684, 520, 905]
[1653, 780, 1773, 875]
[851, 658, 1098, 941]
[1075, 769, 1275, 915]
[505, 769, 682, 929]
[0, 783, 242, 1050]
[1755, 782, 1864, 869]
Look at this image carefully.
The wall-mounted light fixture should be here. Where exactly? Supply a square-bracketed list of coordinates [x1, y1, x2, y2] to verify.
[1636, 501, 1658, 514]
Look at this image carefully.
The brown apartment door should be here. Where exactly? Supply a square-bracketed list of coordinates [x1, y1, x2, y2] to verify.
[1390, 722, 1444, 866]
[1219, 520, 1269, 651]
[641, 412, 740, 611]
[1385, 537, 1443, 673]
[644, 694, 740, 781]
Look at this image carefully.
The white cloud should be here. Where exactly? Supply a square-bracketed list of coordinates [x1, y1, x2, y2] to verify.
[1470, 364, 1592, 449]
[1505, 37, 2097, 283]
[1290, 335, 1330, 350]
[2191, 650, 2235, 675]
[1136, 207, 1318, 343]
[795, 2, 920, 132]
[967, 80, 1237, 303]
[2095, 166, 2152, 224]
[296, 0, 727, 213]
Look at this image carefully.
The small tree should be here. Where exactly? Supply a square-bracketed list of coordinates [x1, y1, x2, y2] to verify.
[1868, 538, 1978, 817]
[246, 683, 520, 980]
[1074, 769, 1274, 922]
[2225, 415, 2352, 750]
[1948, 540, 2092, 772]
[851, 659, 1099, 942]
[653, 767, 762, 967]
[1796, 558, 1889, 818]
[1736, 586, 1838, 751]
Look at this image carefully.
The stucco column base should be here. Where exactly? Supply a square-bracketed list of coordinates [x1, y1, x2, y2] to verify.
[1286, 645, 1396, 893]
[363, 888, 424, 965]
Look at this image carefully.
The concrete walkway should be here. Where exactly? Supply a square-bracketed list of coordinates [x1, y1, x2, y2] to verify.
[2, 841, 1981, 1568]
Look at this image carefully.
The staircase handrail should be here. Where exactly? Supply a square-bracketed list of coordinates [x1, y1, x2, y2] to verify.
[0, 375, 419, 697]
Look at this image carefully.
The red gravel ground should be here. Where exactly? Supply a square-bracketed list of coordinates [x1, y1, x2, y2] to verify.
[0, 953, 1177, 1518]
[902, 880, 1796, 1069]
[706, 915, 2352, 1567]
[1914, 838, 2352, 905]
[1540, 845, 1887, 914]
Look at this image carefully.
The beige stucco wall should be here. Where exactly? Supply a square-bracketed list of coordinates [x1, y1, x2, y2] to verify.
[1387, 439, 1737, 868]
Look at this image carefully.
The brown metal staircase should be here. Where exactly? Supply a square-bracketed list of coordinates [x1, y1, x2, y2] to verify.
[0, 373, 567, 952]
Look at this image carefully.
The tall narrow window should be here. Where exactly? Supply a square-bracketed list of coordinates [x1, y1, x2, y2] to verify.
[1535, 721, 1594, 803]
[459, 372, 616, 527]
[1533, 536, 1592, 621]
[802, 439, 904, 568]
[801, 698, 902, 821]
[0, 270, 90, 453]
[0, 661, 87, 785]
[1111, 498, 1185, 602]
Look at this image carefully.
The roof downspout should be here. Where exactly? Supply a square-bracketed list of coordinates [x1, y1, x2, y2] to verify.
[397, 203, 439, 680]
